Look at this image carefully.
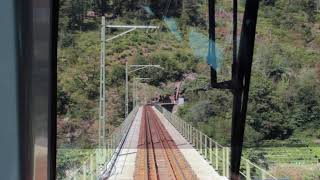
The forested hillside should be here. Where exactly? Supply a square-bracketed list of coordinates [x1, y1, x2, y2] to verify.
[57, 0, 320, 179]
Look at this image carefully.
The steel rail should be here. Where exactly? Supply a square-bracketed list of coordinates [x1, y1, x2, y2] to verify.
[147, 108, 183, 180]
[135, 106, 196, 180]
[143, 109, 149, 180]
[145, 108, 159, 180]
[148, 107, 188, 180]
[155, 104, 278, 180]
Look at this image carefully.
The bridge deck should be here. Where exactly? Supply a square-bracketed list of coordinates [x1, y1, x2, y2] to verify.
[108, 106, 226, 180]
[152, 106, 226, 180]
[108, 107, 143, 179]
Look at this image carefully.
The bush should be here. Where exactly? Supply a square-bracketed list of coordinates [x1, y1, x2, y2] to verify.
[248, 73, 294, 140]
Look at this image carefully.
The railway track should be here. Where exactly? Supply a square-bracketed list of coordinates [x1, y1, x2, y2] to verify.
[134, 106, 197, 180]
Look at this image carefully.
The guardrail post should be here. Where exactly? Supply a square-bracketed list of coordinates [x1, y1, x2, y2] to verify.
[90, 154, 94, 180]
[186, 124, 189, 141]
[106, 141, 110, 161]
[215, 142, 218, 170]
[111, 135, 114, 153]
[103, 147, 106, 162]
[182, 121, 184, 137]
[82, 164, 87, 180]
[246, 160, 251, 180]
[226, 147, 229, 178]
[195, 129, 197, 148]
[179, 118, 182, 132]
[176, 115, 178, 130]
[190, 126, 192, 144]
[210, 139, 213, 164]
[172, 113, 174, 125]
[155, 108, 277, 180]
[200, 131, 202, 154]
[110, 136, 113, 150]
[191, 127, 194, 146]
[177, 116, 179, 128]
[185, 124, 187, 141]
[186, 125, 188, 142]
[189, 125, 191, 142]
[261, 171, 266, 180]
[222, 147, 226, 176]
[181, 119, 183, 134]
[205, 136, 208, 158]
[185, 123, 187, 138]
[196, 130, 200, 151]
[198, 130, 200, 151]
[172, 113, 175, 125]
[186, 124, 188, 139]
[195, 129, 197, 149]
[95, 150, 99, 175]
[109, 138, 112, 159]
[195, 128, 197, 148]
[180, 120, 182, 134]
[182, 121, 185, 137]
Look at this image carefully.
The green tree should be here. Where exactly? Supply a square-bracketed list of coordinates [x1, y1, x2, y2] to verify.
[302, 0, 317, 22]
[290, 69, 320, 127]
[182, 0, 206, 26]
[248, 73, 293, 139]
[57, 85, 71, 115]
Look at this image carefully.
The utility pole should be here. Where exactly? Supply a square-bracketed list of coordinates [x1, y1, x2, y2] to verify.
[125, 61, 128, 117]
[133, 79, 136, 108]
[99, 16, 106, 150]
[98, 17, 159, 148]
[103, 24, 159, 118]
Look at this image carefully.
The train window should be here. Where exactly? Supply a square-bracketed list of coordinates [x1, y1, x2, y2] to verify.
[3, 0, 318, 179]
[57, 1, 235, 178]
[56, 1, 320, 180]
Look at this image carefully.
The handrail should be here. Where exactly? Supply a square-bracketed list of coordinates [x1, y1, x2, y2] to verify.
[99, 106, 139, 179]
[65, 106, 139, 180]
[154, 104, 278, 180]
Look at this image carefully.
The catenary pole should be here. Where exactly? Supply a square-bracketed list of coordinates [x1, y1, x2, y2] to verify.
[99, 16, 106, 150]
[125, 61, 128, 117]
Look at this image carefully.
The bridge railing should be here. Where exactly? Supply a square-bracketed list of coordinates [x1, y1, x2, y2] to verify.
[66, 106, 139, 180]
[155, 104, 278, 180]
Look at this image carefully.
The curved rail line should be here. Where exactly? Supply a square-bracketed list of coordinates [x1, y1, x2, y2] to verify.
[134, 106, 197, 180]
